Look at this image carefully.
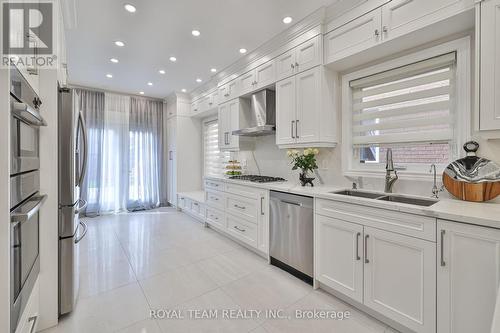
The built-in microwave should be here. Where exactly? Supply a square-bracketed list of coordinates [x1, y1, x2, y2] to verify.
[10, 67, 46, 176]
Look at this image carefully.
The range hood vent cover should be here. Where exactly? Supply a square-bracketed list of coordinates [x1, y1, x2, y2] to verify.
[232, 89, 276, 137]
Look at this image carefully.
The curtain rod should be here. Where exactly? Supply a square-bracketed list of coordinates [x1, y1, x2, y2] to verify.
[68, 84, 165, 102]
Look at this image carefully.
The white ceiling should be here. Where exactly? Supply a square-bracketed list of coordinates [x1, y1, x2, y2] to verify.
[64, 0, 337, 99]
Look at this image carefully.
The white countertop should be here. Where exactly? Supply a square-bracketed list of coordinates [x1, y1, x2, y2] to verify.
[205, 176, 500, 229]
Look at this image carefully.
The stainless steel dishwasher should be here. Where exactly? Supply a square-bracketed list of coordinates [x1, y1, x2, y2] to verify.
[270, 191, 313, 284]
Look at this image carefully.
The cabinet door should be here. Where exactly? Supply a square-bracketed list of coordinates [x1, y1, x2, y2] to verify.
[381, 0, 472, 42]
[295, 67, 320, 144]
[227, 99, 240, 149]
[364, 227, 436, 333]
[227, 80, 239, 100]
[238, 70, 256, 95]
[479, 0, 500, 130]
[276, 49, 296, 81]
[324, 8, 382, 64]
[315, 215, 364, 303]
[275, 77, 296, 145]
[257, 192, 269, 254]
[255, 60, 276, 89]
[437, 220, 500, 333]
[295, 35, 321, 73]
[209, 91, 218, 109]
[218, 103, 229, 148]
[218, 85, 228, 104]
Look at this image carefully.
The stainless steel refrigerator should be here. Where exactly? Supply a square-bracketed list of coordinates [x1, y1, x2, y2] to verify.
[58, 87, 88, 316]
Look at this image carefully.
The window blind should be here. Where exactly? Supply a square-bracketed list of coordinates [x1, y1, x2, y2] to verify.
[349, 52, 456, 147]
[204, 120, 229, 177]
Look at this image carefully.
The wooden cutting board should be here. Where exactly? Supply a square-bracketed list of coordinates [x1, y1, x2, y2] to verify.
[443, 173, 500, 202]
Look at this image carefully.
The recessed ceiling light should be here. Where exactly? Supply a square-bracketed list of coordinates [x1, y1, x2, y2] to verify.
[282, 16, 293, 24]
[210, 68, 217, 73]
[196, 78, 202, 83]
[114, 40, 125, 47]
[169, 56, 177, 62]
[158, 69, 166, 74]
[124, 4, 136, 13]
[106, 74, 113, 78]
[181, 89, 187, 93]
[147, 82, 153, 86]
[139, 91, 144, 95]
[239, 48, 247, 54]
[191, 30, 201, 37]
[110, 58, 119, 63]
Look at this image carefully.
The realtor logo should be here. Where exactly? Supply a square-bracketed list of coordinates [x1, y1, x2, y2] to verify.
[2, 1, 53, 54]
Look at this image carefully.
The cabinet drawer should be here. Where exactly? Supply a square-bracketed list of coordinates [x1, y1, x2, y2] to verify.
[184, 198, 192, 212]
[206, 207, 225, 230]
[191, 201, 201, 215]
[205, 179, 225, 191]
[316, 198, 436, 241]
[225, 194, 259, 223]
[226, 213, 258, 248]
[225, 182, 264, 200]
[205, 190, 225, 210]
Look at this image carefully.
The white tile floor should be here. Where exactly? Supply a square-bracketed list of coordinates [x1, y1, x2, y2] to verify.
[42, 207, 398, 333]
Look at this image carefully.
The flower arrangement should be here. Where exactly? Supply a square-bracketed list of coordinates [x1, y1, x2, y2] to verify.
[287, 148, 320, 186]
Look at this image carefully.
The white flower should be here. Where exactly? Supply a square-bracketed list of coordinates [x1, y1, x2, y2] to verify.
[286, 150, 292, 157]
[313, 148, 319, 155]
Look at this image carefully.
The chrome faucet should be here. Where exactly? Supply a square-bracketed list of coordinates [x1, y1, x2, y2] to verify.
[429, 164, 444, 199]
[384, 148, 398, 193]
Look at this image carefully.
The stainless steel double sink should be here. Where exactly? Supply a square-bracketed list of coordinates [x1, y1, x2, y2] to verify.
[331, 190, 438, 207]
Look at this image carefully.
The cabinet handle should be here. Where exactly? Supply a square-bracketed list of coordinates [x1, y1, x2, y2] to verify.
[295, 62, 299, 68]
[260, 197, 264, 215]
[356, 232, 361, 261]
[234, 204, 246, 210]
[440, 230, 446, 267]
[382, 26, 388, 33]
[375, 29, 380, 37]
[234, 226, 246, 232]
[295, 119, 299, 138]
[291, 120, 295, 138]
[291, 63, 295, 69]
[364, 234, 369, 263]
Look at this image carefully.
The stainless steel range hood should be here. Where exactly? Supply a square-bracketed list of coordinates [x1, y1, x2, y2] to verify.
[232, 89, 276, 136]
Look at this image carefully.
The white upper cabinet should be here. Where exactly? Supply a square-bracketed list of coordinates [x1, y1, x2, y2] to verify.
[276, 36, 322, 81]
[238, 70, 256, 96]
[478, 0, 500, 131]
[276, 66, 338, 148]
[254, 60, 276, 90]
[381, 0, 474, 42]
[437, 220, 500, 333]
[218, 98, 250, 151]
[275, 77, 296, 145]
[218, 79, 239, 104]
[363, 226, 436, 333]
[324, 8, 382, 64]
[191, 90, 218, 115]
[315, 215, 364, 303]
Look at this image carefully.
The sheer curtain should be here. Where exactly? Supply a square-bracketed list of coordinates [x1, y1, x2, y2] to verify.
[128, 97, 164, 210]
[79, 89, 164, 216]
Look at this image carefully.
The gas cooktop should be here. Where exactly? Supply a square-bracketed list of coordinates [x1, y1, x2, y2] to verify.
[228, 175, 286, 183]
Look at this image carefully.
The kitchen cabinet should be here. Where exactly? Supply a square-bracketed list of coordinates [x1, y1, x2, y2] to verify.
[437, 220, 500, 333]
[238, 60, 277, 96]
[364, 226, 436, 333]
[478, 0, 500, 131]
[276, 66, 338, 148]
[191, 90, 218, 115]
[218, 98, 251, 151]
[315, 215, 363, 303]
[166, 118, 176, 205]
[315, 200, 436, 333]
[324, 8, 382, 64]
[324, 0, 473, 65]
[15, 279, 39, 333]
[218, 79, 239, 104]
[381, 0, 473, 43]
[276, 35, 321, 81]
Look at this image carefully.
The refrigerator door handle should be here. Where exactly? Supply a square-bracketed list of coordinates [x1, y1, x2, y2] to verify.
[74, 198, 87, 214]
[78, 110, 88, 187]
[74, 221, 88, 244]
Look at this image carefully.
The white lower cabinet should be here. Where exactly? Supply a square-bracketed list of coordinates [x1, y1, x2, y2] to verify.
[226, 213, 258, 248]
[206, 206, 225, 230]
[315, 215, 364, 303]
[364, 226, 436, 333]
[437, 220, 500, 333]
[15, 279, 39, 333]
[315, 208, 436, 333]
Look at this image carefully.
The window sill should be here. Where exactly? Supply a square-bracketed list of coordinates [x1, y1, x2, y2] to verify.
[344, 169, 441, 182]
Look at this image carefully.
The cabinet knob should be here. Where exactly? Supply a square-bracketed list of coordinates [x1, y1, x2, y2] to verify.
[382, 26, 388, 33]
[295, 62, 299, 67]
[291, 63, 295, 69]
[375, 29, 380, 37]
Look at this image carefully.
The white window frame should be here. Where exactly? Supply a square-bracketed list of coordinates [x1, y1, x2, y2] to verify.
[341, 37, 471, 180]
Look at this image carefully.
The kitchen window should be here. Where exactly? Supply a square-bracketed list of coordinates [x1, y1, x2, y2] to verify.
[203, 119, 230, 177]
[342, 38, 470, 178]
